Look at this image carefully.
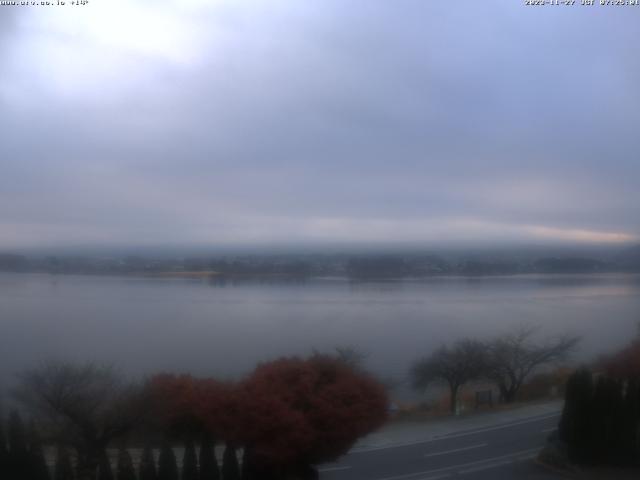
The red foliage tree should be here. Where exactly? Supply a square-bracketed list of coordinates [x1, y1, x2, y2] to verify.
[237, 355, 388, 469]
[147, 374, 203, 436]
[148, 374, 238, 442]
[148, 356, 388, 478]
[197, 379, 244, 445]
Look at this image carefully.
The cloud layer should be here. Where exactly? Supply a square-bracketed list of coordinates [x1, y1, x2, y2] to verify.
[1, 0, 638, 249]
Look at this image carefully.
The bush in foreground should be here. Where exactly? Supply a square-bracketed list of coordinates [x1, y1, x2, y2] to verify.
[236, 355, 388, 478]
[150, 354, 388, 479]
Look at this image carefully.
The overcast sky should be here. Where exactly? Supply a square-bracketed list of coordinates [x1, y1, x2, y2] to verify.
[1, 0, 639, 251]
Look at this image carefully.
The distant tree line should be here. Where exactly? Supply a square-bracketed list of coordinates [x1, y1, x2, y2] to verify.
[3, 248, 640, 276]
[208, 259, 312, 276]
[411, 326, 580, 413]
[347, 255, 612, 278]
[1, 354, 388, 480]
[0, 254, 29, 272]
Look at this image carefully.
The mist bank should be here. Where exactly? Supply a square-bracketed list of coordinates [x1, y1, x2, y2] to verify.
[1, 245, 640, 279]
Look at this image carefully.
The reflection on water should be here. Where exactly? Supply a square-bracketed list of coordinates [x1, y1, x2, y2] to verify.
[1, 273, 639, 391]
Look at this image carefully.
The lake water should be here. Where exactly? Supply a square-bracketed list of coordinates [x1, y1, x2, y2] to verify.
[1, 273, 639, 393]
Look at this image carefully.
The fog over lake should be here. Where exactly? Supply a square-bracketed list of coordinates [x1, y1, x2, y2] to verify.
[1, 272, 639, 395]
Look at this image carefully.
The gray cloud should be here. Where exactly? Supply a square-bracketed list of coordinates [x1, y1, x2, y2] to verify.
[0, 0, 639, 249]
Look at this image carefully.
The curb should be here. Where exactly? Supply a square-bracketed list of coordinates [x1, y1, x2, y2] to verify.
[535, 457, 580, 479]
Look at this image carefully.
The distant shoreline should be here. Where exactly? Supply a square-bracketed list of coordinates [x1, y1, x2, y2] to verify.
[2, 270, 639, 282]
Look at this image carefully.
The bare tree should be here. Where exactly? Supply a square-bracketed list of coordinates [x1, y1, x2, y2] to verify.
[334, 346, 402, 396]
[485, 326, 580, 403]
[334, 345, 369, 370]
[411, 339, 487, 414]
[15, 361, 148, 480]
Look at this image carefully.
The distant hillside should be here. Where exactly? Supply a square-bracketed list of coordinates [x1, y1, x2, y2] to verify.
[533, 257, 606, 274]
[615, 244, 640, 271]
[2, 246, 640, 277]
[0, 253, 28, 272]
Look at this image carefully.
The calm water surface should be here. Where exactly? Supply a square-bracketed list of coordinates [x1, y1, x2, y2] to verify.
[1, 273, 639, 390]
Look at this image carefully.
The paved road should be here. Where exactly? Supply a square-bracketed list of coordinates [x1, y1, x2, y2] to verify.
[319, 412, 563, 480]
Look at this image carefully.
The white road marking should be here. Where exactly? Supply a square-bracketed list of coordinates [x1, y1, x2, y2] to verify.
[541, 427, 556, 433]
[457, 459, 513, 474]
[373, 447, 542, 480]
[375, 470, 451, 480]
[353, 412, 560, 453]
[415, 475, 452, 480]
[424, 443, 487, 458]
[458, 451, 538, 474]
[318, 465, 352, 472]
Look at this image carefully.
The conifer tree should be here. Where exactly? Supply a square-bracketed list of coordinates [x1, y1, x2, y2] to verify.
[240, 448, 253, 480]
[198, 433, 219, 480]
[182, 438, 199, 480]
[221, 445, 239, 480]
[54, 446, 74, 480]
[157, 443, 178, 480]
[97, 450, 114, 480]
[559, 368, 593, 463]
[636, 378, 640, 465]
[116, 448, 136, 480]
[139, 446, 157, 480]
[622, 378, 640, 465]
[239, 448, 278, 480]
[8, 411, 28, 454]
[589, 376, 611, 463]
[602, 377, 623, 463]
[0, 414, 8, 480]
[8, 410, 30, 479]
[28, 420, 51, 480]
